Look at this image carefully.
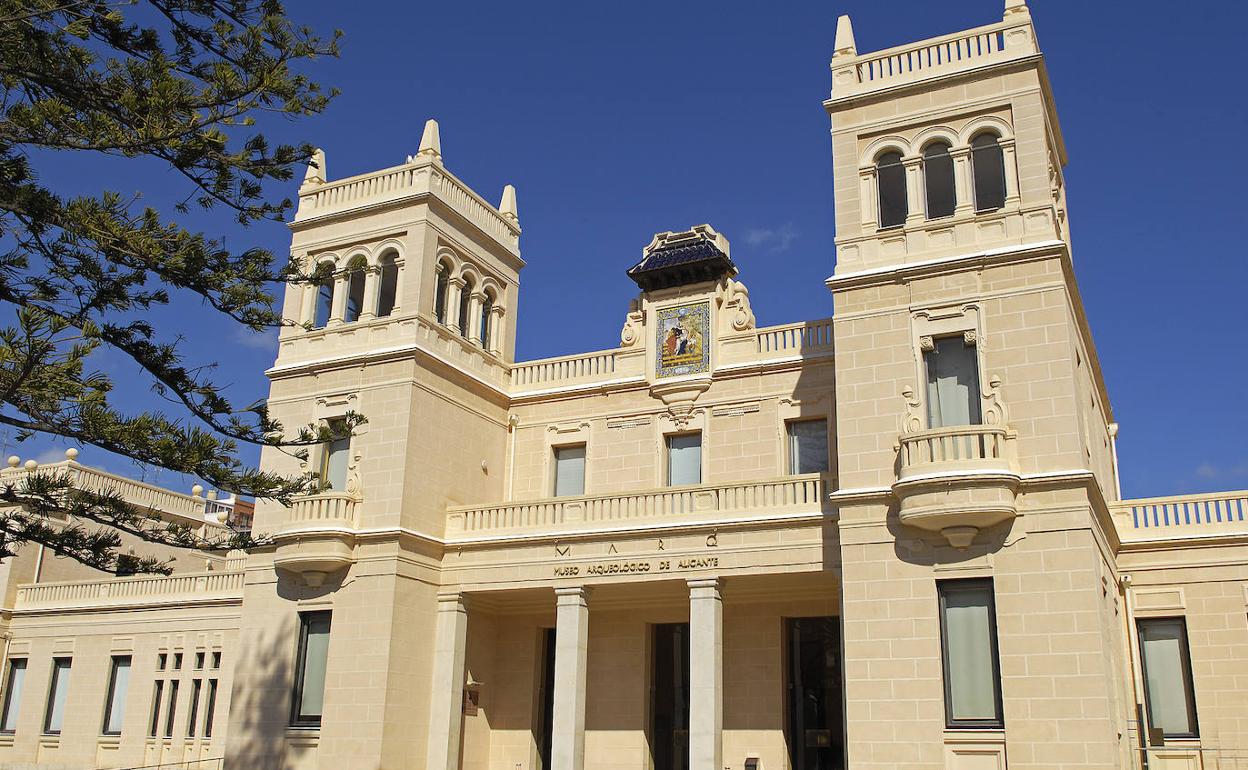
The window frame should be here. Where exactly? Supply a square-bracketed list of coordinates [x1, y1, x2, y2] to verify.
[786, 418, 830, 475]
[319, 418, 351, 491]
[203, 679, 218, 738]
[665, 431, 703, 487]
[551, 443, 587, 498]
[0, 658, 27, 734]
[923, 335, 983, 429]
[937, 578, 1004, 730]
[42, 657, 72, 736]
[376, 253, 399, 318]
[343, 263, 366, 323]
[875, 150, 909, 230]
[290, 610, 332, 728]
[1137, 617, 1200, 739]
[162, 679, 179, 738]
[187, 678, 202, 738]
[313, 275, 335, 329]
[970, 132, 1007, 213]
[922, 141, 957, 220]
[148, 680, 163, 738]
[101, 655, 131, 737]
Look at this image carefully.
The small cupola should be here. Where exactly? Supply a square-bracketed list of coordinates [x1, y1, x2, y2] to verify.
[627, 224, 735, 292]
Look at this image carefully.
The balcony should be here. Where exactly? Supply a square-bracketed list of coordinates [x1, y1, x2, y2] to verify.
[14, 570, 244, 613]
[272, 493, 361, 586]
[447, 474, 826, 537]
[1111, 491, 1248, 545]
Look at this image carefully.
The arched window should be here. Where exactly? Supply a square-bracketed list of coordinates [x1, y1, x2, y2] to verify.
[971, 133, 1007, 212]
[434, 262, 450, 324]
[376, 253, 398, 318]
[923, 142, 956, 219]
[876, 151, 908, 229]
[479, 291, 494, 351]
[457, 277, 474, 338]
[313, 269, 334, 329]
[343, 257, 366, 323]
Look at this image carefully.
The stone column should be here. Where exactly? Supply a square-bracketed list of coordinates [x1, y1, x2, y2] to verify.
[487, 305, 506, 357]
[552, 587, 589, 770]
[951, 146, 974, 215]
[390, 258, 405, 314]
[1001, 138, 1020, 204]
[425, 592, 468, 770]
[858, 168, 877, 229]
[903, 156, 924, 226]
[359, 267, 379, 322]
[688, 578, 722, 770]
[327, 273, 347, 327]
[468, 292, 486, 345]
[446, 277, 466, 335]
[300, 283, 317, 326]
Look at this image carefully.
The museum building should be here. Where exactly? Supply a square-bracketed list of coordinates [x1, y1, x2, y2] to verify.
[0, 2, 1245, 769]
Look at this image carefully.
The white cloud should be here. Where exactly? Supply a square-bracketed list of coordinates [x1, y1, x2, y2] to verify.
[744, 223, 800, 254]
[1194, 461, 1248, 480]
[232, 326, 280, 351]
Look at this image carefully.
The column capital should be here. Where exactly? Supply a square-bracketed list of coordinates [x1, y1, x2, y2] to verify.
[687, 577, 721, 592]
[436, 591, 466, 611]
[555, 586, 590, 604]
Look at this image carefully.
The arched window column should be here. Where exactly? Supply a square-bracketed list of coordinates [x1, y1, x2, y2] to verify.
[445, 276, 466, 335]
[300, 282, 318, 326]
[360, 266, 380, 322]
[468, 291, 487, 344]
[381, 256, 403, 316]
[1000, 138, 1020, 205]
[487, 304, 506, 357]
[858, 167, 877, 229]
[328, 271, 348, 327]
[951, 146, 975, 216]
[902, 155, 924, 227]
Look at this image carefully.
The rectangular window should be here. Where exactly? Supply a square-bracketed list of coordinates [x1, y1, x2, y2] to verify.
[291, 611, 332, 727]
[320, 421, 350, 490]
[42, 658, 71, 735]
[148, 681, 163, 737]
[1138, 618, 1199, 738]
[210, 652, 221, 670]
[938, 579, 1003, 728]
[195, 652, 205, 671]
[187, 679, 202, 738]
[552, 445, 586, 497]
[173, 652, 183, 671]
[1, 659, 27, 733]
[203, 679, 218, 738]
[157, 653, 167, 671]
[101, 656, 131, 736]
[666, 433, 702, 486]
[787, 419, 830, 474]
[163, 680, 179, 738]
[925, 336, 982, 428]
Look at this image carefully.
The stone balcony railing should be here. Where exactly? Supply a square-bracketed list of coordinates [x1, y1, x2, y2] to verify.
[447, 474, 826, 537]
[0, 454, 225, 529]
[1111, 491, 1248, 544]
[14, 570, 244, 613]
[830, 13, 1037, 100]
[897, 424, 1013, 480]
[272, 492, 362, 586]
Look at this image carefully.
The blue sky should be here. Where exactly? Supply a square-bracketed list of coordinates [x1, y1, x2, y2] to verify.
[16, 0, 1248, 499]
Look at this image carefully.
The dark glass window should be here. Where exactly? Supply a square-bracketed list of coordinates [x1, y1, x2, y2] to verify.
[163, 680, 178, 738]
[1138, 618, 1199, 738]
[457, 279, 474, 338]
[788, 419, 830, 474]
[148, 681, 163, 737]
[479, 294, 494, 350]
[876, 151, 908, 229]
[971, 133, 1007, 212]
[313, 276, 334, 329]
[291, 611, 332, 727]
[923, 142, 956, 219]
[101, 656, 131, 736]
[924, 337, 982, 428]
[42, 658, 71, 735]
[343, 265, 366, 323]
[0, 659, 27, 733]
[376, 254, 398, 318]
[938, 579, 1003, 728]
[203, 679, 218, 738]
[187, 679, 202, 738]
[434, 265, 449, 324]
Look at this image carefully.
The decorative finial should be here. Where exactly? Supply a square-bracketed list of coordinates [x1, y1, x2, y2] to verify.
[206, 489, 218, 501]
[6, 456, 18, 468]
[1004, 0, 1029, 17]
[23, 460, 37, 471]
[64, 448, 78, 461]
[418, 119, 441, 160]
[303, 148, 326, 185]
[833, 15, 857, 58]
[499, 184, 518, 222]
[191, 484, 204, 498]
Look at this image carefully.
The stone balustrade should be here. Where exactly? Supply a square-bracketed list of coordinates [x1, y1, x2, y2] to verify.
[447, 474, 825, 536]
[0, 458, 220, 527]
[295, 159, 520, 250]
[897, 424, 1013, 479]
[509, 347, 632, 391]
[281, 492, 361, 532]
[14, 570, 244, 612]
[1111, 491, 1248, 544]
[272, 492, 363, 586]
[830, 15, 1037, 100]
[754, 318, 835, 357]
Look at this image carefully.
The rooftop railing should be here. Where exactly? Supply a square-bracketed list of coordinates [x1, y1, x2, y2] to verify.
[14, 570, 244, 612]
[755, 318, 835, 357]
[1111, 491, 1248, 543]
[510, 348, 626, 390]
[447, 474, 826, 536]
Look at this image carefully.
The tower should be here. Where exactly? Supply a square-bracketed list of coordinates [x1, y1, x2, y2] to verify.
[825, 3, 1131, 768]
[226, 121, 524, 769]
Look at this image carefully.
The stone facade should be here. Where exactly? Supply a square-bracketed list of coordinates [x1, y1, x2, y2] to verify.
[0, 2, 1245, 769]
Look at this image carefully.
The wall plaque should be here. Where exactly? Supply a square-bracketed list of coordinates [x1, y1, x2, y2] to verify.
[656, 302, 711, 378]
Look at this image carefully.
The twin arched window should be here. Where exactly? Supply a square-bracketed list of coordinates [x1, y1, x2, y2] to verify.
[432, 258, 501, 352]
[310, 251, 401, 329]
[343, 257, 367, 324]
[877, 131, 1009, 229]
[313, 274, 334, 329]
[377, 254, 398, 318]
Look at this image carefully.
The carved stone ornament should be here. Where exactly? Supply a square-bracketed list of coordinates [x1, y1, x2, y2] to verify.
[900, 385, 924, 434]
[963, 330, 978, 347]
[620, 297, 645, 348]
[715, 277, 756, 333]
[345, 449, 363, 497]
[981, 374, 1008, 427]
[919, 335, 935, 353]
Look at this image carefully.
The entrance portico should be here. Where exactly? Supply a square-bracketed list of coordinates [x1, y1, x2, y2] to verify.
[424, 573, 841, 770]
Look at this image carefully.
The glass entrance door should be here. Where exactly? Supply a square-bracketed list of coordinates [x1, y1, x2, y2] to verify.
[651, 623, 690, 770]
[787, 617, 845, 770]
